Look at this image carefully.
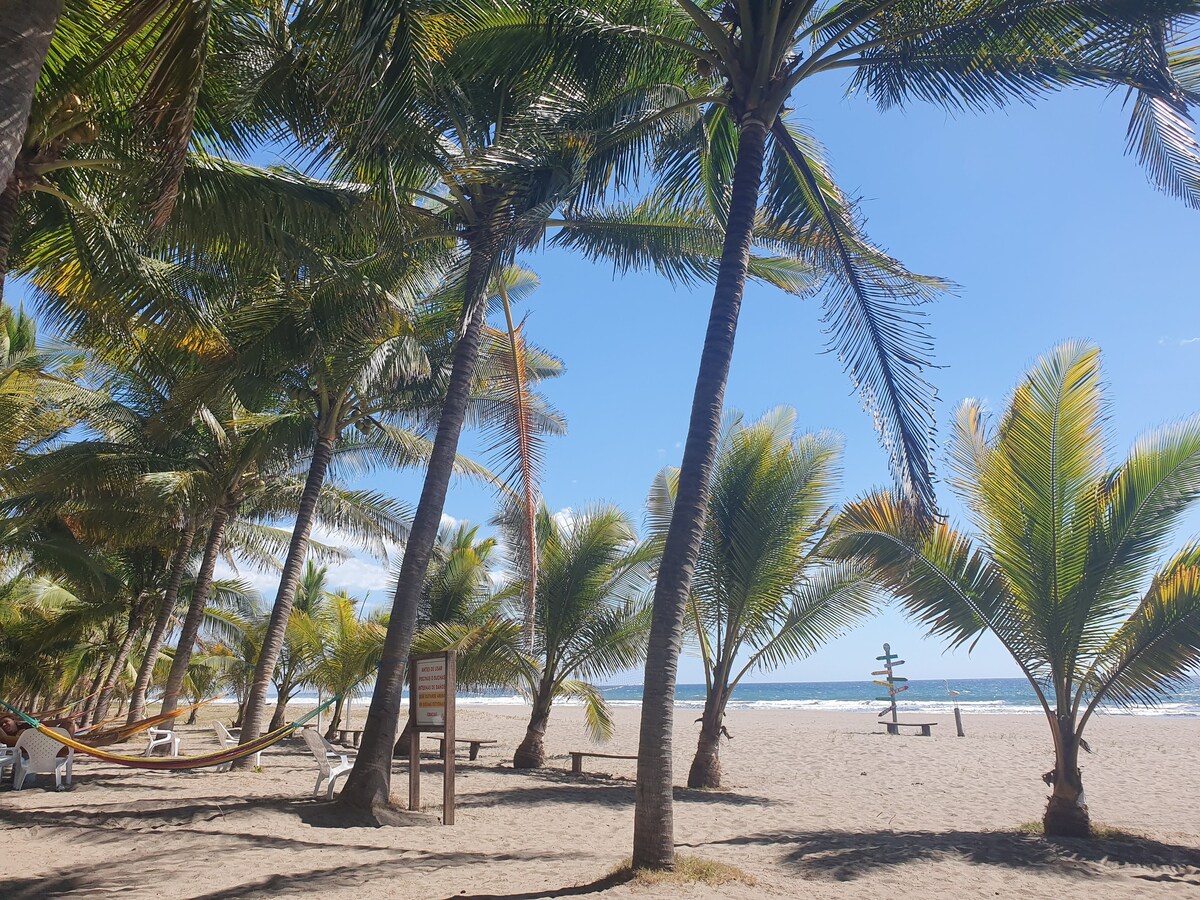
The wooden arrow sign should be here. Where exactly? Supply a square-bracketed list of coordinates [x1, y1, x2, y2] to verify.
[872, 680, 892, 687]
[890, 684, 910, 695]
[876, 654, 898, 661]
[890, 677, 908, 682]
[871, 669, 891, 676]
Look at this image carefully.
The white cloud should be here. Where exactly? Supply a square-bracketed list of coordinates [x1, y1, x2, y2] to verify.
[1182, 337, 1200, 346]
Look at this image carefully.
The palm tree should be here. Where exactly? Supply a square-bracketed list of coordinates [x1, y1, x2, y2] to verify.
[310, 592, 386, 741]
[646, 408, 875, 788]
[299, 0, 809, 815]
[266, 561, 334, 732]
[828, 342, 1200, 838]
[629, 1, 1200, 868]
[501, 503, 656, 769]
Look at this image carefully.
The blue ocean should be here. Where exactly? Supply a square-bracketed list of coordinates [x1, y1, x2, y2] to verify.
[284, 678, 1200, 716]
[451, 678, 1200, 717]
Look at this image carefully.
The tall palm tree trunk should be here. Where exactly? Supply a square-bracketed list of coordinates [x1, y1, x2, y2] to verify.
[0, 1, 62, 195]
[234, 432, 337, 764]
[1044, 718, 1090, 837]
[127, 523, 196, 724]
[160, 506, 231, 720]
[337, 240, 498, 814]
[687, 679, 728, 790]
[0, 174, 21, 302]
[513, 679, 553, 769]
[94, 597, 147, 724]
[632, 118, 769, 870]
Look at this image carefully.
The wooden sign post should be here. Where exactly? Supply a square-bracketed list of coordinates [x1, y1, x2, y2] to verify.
[408, 651, 456, 825]
[872, 642, 908, 732]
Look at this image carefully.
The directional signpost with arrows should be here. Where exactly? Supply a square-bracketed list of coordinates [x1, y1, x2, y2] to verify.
[873, 643, 907, 729]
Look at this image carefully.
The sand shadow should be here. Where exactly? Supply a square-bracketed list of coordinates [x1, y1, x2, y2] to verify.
[3, 849, 577, 900]
[458, 769, 772, 810]
[704, 828, 1200, 883]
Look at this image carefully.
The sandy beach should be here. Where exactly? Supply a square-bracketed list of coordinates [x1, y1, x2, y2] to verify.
[2, 705, 1198, 899]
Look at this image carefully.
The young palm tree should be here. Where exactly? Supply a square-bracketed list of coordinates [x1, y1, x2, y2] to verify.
[266, 561, 334, 732]
[502, 503, 656, 769]
[310, 592, 386, 741]
[828, 342, 1200, 838]
[629, 1, 1200, 868]
[392, 522, 528, 751]
[646, 408, 875, 788]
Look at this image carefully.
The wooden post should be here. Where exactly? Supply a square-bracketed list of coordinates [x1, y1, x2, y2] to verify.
[408, 660, 420, 812]
[407, 651, 456, 824]
[442, 652, 456, 826]
[954, 705, 965, 737]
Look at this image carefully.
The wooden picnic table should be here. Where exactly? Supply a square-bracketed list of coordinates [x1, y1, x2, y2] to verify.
[422, 734, 498, 761]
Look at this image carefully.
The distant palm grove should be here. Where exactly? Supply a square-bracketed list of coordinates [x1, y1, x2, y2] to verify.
[1, 0, 1198, 867]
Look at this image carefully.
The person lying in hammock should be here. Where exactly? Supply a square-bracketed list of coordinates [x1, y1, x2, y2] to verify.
[3, 714, 79, 754]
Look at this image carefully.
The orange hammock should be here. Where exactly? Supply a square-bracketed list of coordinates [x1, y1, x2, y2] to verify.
[1, 695, 337, 771]
[77, 700, 216, 746]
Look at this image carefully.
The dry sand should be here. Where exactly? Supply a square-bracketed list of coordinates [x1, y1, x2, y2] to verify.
[2, 704, 1198, 899]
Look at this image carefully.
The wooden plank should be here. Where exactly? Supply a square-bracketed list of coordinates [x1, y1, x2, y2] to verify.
[443, 652, 455, 826]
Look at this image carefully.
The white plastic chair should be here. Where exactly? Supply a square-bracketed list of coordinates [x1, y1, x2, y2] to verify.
[0, 746, 15, 783]
[213, 720, 261, 771]
[300, 727, 354, 799]
[143, 727, 181, 757]
[13, 727, 74, 791]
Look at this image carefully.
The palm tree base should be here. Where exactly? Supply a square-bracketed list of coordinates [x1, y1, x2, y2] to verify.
[1043, 793, 1091, 838]
[686, 743, 721, 790]
[512, 736, 544, 769]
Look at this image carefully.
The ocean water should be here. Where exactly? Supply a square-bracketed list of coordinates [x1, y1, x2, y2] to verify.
[286, 677, 1200, 717]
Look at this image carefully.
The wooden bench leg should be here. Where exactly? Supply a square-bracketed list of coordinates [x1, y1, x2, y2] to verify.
[469, 741, 480, 761]
[886, 723, 898, 735]
[438, 739, 446, 760]
[920, 725, 931, 737]
[571, 753, 582, 775]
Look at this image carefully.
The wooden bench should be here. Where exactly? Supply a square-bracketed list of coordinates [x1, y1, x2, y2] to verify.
[569, 751, 637, 775]
[880, 721, 937, 736]
[337, 729, 364, 748]
[422, 735, 498, 761]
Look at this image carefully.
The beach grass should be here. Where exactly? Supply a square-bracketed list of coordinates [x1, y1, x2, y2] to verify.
[609, 855, 756, 887]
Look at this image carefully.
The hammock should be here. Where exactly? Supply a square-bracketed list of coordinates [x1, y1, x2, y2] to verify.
[0, 695, 339, 771]
[77, 700, 215, 747]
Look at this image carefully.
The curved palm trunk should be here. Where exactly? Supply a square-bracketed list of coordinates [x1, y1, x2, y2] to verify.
[80, 644, 113, 727]
[325, 695, 347, 742]
[0, 2, 62, 196]
[513, 678, 554, 769]
[268, 682, 296, 732]
[1044, 718, 1090, 837]
[186, 706, 200, 725]
[687, 680, 728, 790]
[337, 240, 498, 815]
[633, 118, 769, 870]
[235, 432, 336, 763]
[127, 524, 196, 724]
[94, 597, 147, 724]
[160, 506, 231, 721]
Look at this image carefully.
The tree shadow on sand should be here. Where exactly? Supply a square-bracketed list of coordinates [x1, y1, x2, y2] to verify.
[456, 767, 773, 810]
[702, 828, 1200, 884]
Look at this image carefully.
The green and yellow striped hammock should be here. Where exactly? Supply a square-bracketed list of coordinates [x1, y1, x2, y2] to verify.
[0, 695, 339, 771]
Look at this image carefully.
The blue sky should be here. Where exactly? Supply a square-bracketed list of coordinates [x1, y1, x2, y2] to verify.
[378, 81, 1200, 685]
[18, 76, 1199, 687]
